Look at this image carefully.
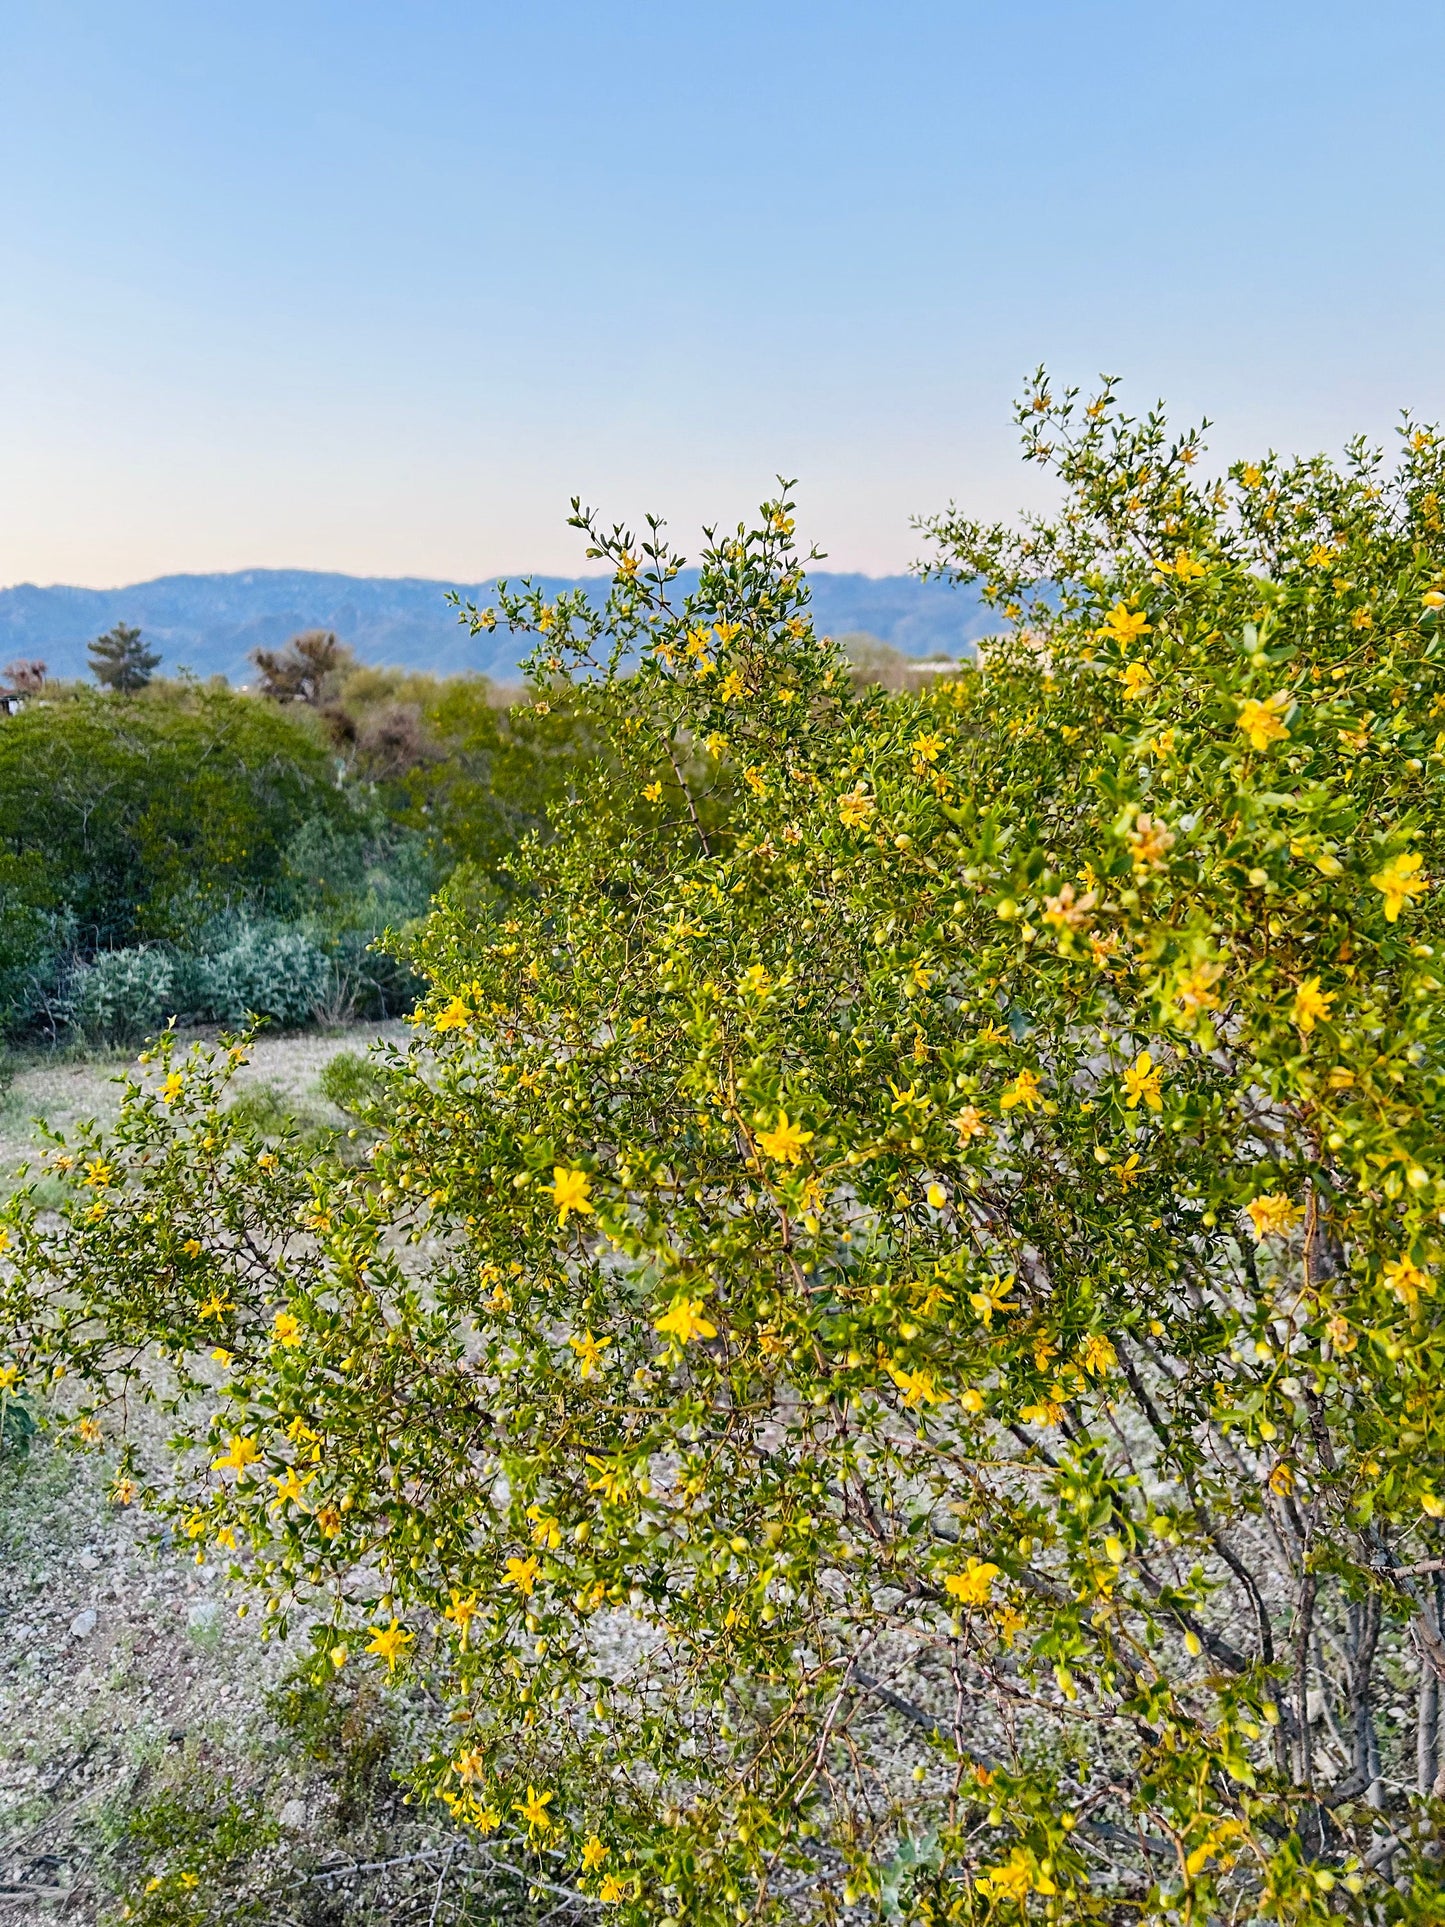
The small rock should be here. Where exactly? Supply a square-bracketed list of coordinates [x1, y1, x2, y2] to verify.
[69, 1609, 98, 1639]
[278, 1798, 307, 1831]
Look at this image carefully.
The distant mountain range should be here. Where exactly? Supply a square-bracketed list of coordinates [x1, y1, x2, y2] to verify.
[0, 568, 993, 685]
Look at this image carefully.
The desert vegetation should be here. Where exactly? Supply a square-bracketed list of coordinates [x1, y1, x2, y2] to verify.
[0, 642, 592, 1054]
[5, 376, 1445, 1922]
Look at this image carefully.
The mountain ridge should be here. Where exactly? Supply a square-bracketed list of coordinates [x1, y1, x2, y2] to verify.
[0, 567, 992, 684]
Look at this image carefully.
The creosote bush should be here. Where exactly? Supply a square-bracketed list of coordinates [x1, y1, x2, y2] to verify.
[5, 377, 1445, 1922]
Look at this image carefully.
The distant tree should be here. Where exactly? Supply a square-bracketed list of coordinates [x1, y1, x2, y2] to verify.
[0, 660, 46, 703]
[251, 630, 353, 707]
[88, 622, 161, 693]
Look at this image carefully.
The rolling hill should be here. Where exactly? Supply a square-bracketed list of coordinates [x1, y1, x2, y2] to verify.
[0, 568, 993, 685]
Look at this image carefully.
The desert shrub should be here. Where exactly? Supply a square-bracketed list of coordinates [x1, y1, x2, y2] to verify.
[104, 1774, 278, 1927]
[316, 1049, 382, 1120]
[8, 389, 1445, 1922]
[197, 925, 329, 1029]
[0, 682, 340, 953]
[67, 945, 177, 1042]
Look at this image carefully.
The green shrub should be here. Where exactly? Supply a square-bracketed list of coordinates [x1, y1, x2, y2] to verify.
[196, 925, 329, 1029]
[316, 1049, 382, 1119]
[66, 945, 177, 1042]
[13, 387, 1445, 1920]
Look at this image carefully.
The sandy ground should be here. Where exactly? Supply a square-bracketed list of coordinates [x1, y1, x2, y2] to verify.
[0, 1024, 409, 1189]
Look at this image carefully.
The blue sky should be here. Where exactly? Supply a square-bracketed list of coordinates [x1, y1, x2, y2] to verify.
[2, 1, 1442, 586]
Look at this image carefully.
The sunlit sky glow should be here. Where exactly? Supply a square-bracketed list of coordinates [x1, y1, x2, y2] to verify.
[2, 0, 1442, 587]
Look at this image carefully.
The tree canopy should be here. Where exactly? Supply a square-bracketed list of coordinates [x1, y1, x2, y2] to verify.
[5, 378, 1445, 1922]
[88, 620, 162, 692]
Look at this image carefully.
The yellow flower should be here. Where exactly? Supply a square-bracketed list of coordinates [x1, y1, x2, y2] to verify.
[316, 1505, 341, 1537]
[1000, 1069, 1041, 1113]
[365, 1619, 413, 1672]
[968, 1276, 1016, 1327]
[1241, 464, 1263, 488]
[912, 732, 945, 763]
[161, 1072, 185, 1104]
[548, 1166, 595, 1225]
[580, 1835, 609, 1872]
[1236, 692, 1291, 751]
[1078, 1332, 1117, 1375]
[270, 1465, 312, 1509]
[112, 1477, 138, 1506]
[568, 1330, 612, 1379]
[0, 1227, 9, 1253]
[654, 1297, 718, 1345]
[1173, 959, 1224, 1020]
[1121, 1050, 1164, 1112]
[212, 1435, 262, 1476]
[1307, 544, 1333, 567]
[515, 1785, 554, 1834]
[756, 1110, 814, 1163]
[598, 1873, 627, 1904]
[1113, 1152, 1141, 1188]
[738, 962, 772, 999]
[1383, 1254, 1431, 1309]
[1291, 977, 1334, 1034]
[504, 1554, 540, 1596]
[453, 1745, 487, 1783]
[837, 786, 874, 829]
[199, 1292, 232, 1321]
[1371, 850, 1429, 922]
[1119, 659, 1153, 702]
[888, 1363, 946, 1409]
[944, 1558, 1000, 1606]
[586, 1455, 632, 1503]
[1245, 1193, 1302, 1240]
[994, 1604, 1027, 1647]
[182, 1238, 203, 1258]
[643, 780, 663, 803]
[272, 1310, 302, 1348]
[926, 1182, 946, 1209]
[980, 1845, 1057, 1899]
[953, 1105, 988, 1144]
[445, 1589, 480, 1644]
[1099, 602, 1151, 646]
[82, 1158, 114, 1189]
[718, 670, 744, 702]
[1128, 813, 1174, 867]
[1041, 882, 1095, 932]
[433, 994, 472, 1033]
[0, 1365, 17, 1391]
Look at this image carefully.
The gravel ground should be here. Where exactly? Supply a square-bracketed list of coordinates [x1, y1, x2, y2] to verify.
[0, 1025, 445, 1924]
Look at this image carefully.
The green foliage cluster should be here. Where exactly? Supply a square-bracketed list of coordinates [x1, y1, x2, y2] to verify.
[5, 380, 1445, 1921]
[0, 658, 594, 1043]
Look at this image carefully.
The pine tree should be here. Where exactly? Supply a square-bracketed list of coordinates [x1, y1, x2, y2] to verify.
[88, 622, 161, 693]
